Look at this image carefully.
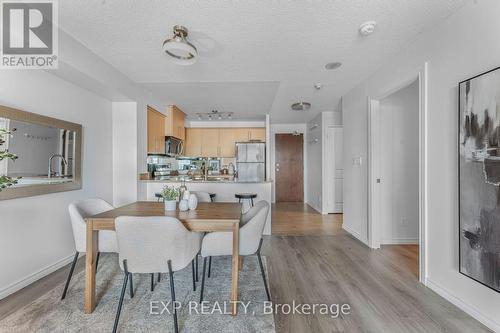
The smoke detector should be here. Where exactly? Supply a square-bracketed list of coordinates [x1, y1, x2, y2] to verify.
[359, 21, 377, 36]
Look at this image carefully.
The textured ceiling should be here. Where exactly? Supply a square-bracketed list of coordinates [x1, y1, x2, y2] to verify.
[59, 0, 466, 123]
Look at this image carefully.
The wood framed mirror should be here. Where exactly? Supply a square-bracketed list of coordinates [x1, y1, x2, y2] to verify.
[0, 105, 82, 200]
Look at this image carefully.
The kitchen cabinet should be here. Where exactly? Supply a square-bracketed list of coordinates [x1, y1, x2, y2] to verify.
[201, 128, 219, 157]
[184, 127, 266, 157]
[165, 105, 185, 140]
[147, 106, 165, 154]
[219, 128, 237, 157]
[249, 128, 266, 141]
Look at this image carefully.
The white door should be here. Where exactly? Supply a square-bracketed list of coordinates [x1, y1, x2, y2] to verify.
[333, 127, 344, 213]
[327, 126, 343, 213]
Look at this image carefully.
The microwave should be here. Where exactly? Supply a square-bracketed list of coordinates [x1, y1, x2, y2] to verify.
[165, 136, 184, 157]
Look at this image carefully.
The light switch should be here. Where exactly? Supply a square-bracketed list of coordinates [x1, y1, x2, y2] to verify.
[352, 157, 362, 165]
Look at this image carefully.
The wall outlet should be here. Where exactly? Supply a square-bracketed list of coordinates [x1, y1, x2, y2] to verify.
[352, 157, 362, 165]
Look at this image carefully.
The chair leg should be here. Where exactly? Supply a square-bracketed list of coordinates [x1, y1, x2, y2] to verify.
[257, 240, 271, 302]
[129, 273, 134, 298]
[158, 273, 161, 282]
[208, 256, 212, 278]
[191, 259, 196, 291]
[200, 257, 207, 303]
[167, 260, 179, 333]
[61, 251, 79, 300]
[195, 254, 199, 282]
[95, 252, 100, 272]
[151, 273, 155, 292]
[112, 260, 129, 333]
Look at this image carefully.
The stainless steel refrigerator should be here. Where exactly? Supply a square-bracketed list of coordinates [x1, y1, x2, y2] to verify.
[235, 142, 266, 182]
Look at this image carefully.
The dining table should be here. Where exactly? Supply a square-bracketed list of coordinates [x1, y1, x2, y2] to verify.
[84, 201, 242, 315]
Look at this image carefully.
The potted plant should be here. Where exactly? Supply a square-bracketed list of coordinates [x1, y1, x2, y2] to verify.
[161, 185, 179, 211]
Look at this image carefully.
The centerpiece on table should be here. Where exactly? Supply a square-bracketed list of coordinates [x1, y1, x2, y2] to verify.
[160, 185, 180, 211]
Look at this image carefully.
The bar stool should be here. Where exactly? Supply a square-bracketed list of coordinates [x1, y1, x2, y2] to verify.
[209, 193, 216, 202]
[154, 193, 163, 202]
[235, 193, 257, 213]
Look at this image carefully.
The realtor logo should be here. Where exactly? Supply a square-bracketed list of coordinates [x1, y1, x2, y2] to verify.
[1, 0, 58, 69]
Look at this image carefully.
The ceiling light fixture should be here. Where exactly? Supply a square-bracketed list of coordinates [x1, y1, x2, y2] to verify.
[314, 83, 323, 90]
[291, 102, 311, 111]
[325, 62, 342, 70]
[196, 110, 234, 121]
[162, 25, 198, 65]
[359, 21, 377, 36]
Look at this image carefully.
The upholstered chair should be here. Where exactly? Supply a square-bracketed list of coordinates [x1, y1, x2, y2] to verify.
[112, 216, 202, 333]
[62, 198, 116, 300]
[199, 201, 270, 302]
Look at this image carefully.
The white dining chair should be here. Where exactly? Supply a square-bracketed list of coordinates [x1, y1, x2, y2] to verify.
[199, 201, 270, 302]
[191, 191, 212, 202]
[205, 200, 268, 278]
[112, 216, 202, 333]
[62, 198, 117, 300]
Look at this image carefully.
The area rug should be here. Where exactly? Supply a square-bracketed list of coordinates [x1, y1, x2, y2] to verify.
[0, 254, 275, 332]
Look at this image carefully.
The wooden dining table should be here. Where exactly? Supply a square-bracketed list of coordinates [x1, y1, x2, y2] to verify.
[84, 201, 242, 315]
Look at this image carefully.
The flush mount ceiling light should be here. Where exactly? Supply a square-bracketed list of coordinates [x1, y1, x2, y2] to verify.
[314, 83, 323, 90]
[162, 25, 198, 65]
[196, 110, 234, 120]
[359, 21, 377, 36]
[291, 102, 311, 111]
[325, 62, 342, 70]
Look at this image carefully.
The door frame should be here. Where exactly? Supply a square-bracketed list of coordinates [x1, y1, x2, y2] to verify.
[368, 63, 428, 284]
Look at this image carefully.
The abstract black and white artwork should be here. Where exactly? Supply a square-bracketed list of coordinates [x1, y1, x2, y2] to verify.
[459, 67, 500, 292]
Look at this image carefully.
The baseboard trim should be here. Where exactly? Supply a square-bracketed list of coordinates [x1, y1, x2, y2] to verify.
[342, 224, 369, 246]
[426, 278, 500, 332]
[381, 238, 419, 245]
[0, 253, 76, 300]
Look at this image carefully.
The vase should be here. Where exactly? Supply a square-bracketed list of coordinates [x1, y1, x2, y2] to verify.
[188, 193, 198, 210]
[179, 199, 189, 211]
[164, 200, 177, 211]
[182, 190, 191, 201]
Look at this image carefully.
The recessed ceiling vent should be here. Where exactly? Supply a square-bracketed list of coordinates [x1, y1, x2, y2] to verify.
[291, 102, 311, 111]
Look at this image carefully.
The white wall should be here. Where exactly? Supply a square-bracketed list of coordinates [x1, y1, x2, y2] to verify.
[306, 113, 323, 211]
[270, 123, 307, 203]
[342, 0, 500, 330]
[0, 70, 113, 298]
[379, 80, 419, 244]
[306, 111, 342, 213]
[112, 102, 138, 206]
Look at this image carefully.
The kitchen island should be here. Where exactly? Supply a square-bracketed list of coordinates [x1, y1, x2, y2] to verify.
[138, 179, 272, 235]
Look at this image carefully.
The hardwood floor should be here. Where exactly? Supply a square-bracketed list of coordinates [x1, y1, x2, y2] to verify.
[265, 203, 490, 332]
[0, 203, 491, 332]
[272, 202, 343, 235]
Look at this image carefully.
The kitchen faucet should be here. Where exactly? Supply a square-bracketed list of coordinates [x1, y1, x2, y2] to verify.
[48, 154, 68, 178]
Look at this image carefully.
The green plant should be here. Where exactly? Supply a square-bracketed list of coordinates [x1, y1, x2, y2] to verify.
[160, 185, 179, 201]
[0, 128, 18, 190]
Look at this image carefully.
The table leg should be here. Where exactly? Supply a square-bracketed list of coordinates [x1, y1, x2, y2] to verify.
[231, 223, 239, 315]
[84, 219, 98, 313]
[238, 256, 244, 271]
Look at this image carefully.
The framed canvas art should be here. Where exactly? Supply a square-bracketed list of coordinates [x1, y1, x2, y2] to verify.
[459, 66, 500, 292]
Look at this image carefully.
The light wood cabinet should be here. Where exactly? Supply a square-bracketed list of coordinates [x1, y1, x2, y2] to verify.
[184, 128, 203, 156]
[219, 128, 237, 157]
[165, 105, 185, 140]
[249, 128, 266, 141]
[184, 127, 266, 157]
[201, 128, 220, 157]
[147, 106, 166, 154]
